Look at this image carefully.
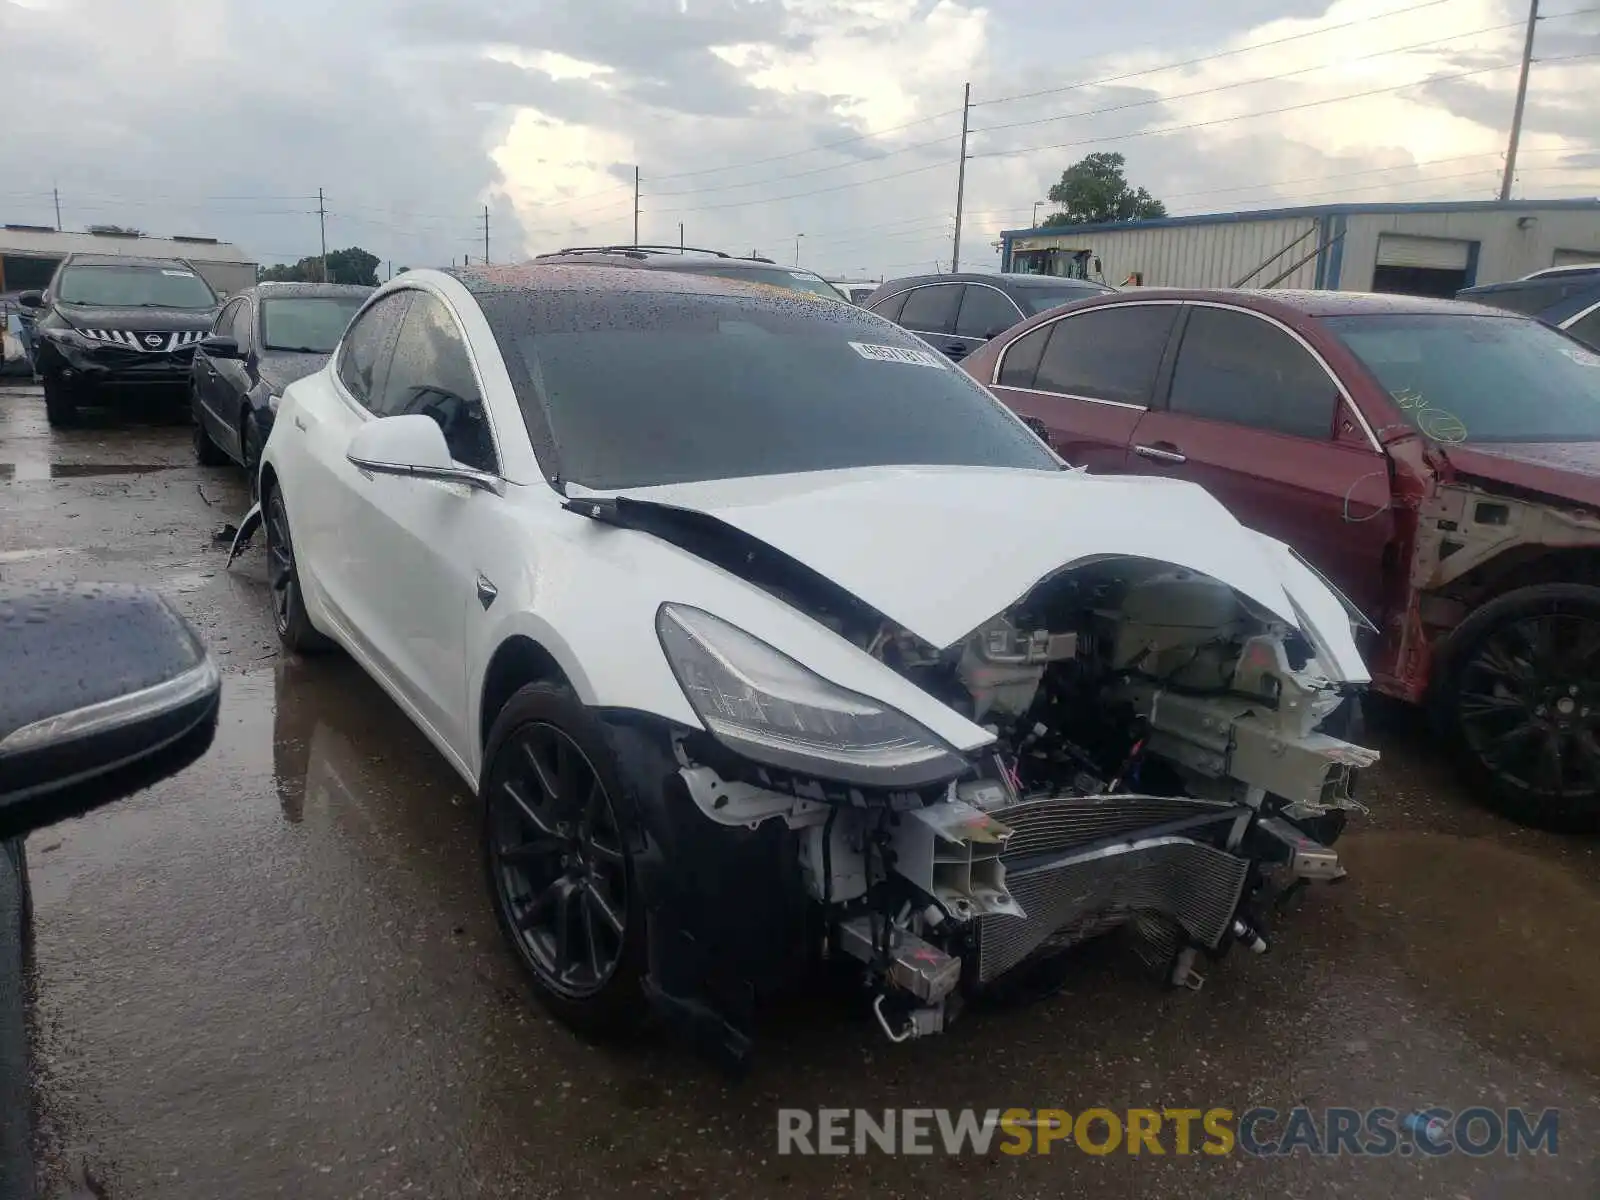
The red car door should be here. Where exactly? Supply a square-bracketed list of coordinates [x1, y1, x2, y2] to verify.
[983, 301, 1182, 472]
[1124, 301, 1395, 621]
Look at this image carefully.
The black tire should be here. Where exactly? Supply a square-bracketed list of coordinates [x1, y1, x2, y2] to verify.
[240, 410, 265, 502]
[1437, 583, 1600, 833]
[42, 374, 77, 428]
[481, 682, 648, 1037]
[192, 393, 230, 466]
[263, 483, 333, 655]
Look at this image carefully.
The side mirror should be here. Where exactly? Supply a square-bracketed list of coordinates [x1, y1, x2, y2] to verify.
[346, 413, 500, 493]
[200, 335, 242, 359]
[0, 583, 221, 841]
[16, 292, 42, 310]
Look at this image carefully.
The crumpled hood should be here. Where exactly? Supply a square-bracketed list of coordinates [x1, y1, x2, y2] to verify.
[583, 465, 1367, 679]
[258, 351, 330, 394]
[1438, 441, 1600, 510]
[55, 302, 216, 332]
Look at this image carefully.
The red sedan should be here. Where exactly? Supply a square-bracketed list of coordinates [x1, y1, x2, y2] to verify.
[962, 287, 1600, 831]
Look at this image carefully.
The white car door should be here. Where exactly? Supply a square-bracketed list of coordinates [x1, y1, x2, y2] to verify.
[286, 290, 413, 647]
[337, 287, 508, 758]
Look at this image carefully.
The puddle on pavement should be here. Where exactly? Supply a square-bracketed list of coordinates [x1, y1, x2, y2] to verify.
[1334, 829, 1600, 1073]
[0, 461, 181, 480]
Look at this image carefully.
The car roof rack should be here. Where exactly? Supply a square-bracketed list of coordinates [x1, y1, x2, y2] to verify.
[533, 244, 778, 265]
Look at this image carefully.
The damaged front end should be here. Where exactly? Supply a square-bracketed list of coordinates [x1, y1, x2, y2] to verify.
[655, 557, 1376, 1047]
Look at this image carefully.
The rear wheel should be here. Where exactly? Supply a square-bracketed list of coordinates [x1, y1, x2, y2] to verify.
[263, 484, 332, 654]
[42, 375, 78, 428]
[1441, 583, 1600, 832]
[482, 682, 647, 1036]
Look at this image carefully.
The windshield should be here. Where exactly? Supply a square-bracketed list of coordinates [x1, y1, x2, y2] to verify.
[481, 290, 1058, 489]
[1018, 285, 1110, 315]
[685, 265, 848, 300]
[261, 296, 368, 352]
[56, 264, 217, 309]
[1326, 313, 1600, 444]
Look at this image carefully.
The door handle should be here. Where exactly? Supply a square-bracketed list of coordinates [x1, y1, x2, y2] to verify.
[1134, 443, 1187, 464]
[294, 416, 307, 431]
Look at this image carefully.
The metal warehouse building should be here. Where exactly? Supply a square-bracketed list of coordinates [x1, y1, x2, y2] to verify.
[999, 198, 1600, 297]
[0, 226, 258, 299]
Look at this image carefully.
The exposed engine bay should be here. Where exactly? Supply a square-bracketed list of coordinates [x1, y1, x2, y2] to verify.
[671, 556, 1378, 1043]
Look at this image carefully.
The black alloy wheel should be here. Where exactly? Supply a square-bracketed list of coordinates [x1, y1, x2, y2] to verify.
[1446, 584, 1600, 832]
[192, 389, 230, 465]
[263, 486, 331, 654]
[483, 684, 646, 1034]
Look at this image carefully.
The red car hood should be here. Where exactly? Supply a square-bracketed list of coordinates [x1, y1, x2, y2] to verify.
[1438, 441, 1600, 510]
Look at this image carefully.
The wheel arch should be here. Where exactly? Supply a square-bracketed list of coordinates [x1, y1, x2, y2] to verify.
[479, 634, 573, 754]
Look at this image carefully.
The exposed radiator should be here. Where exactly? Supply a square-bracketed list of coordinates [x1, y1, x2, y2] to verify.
[989, 793, 1238, 858]
[974, 812, 1251, 984]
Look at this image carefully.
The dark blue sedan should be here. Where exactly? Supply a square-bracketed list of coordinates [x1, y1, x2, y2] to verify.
[1458, 264, 1600, 350]
[190, 282, 373, 497]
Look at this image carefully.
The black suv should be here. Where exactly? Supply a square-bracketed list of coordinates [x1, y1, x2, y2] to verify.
[19, 252, 221, 426]
[531, 245, 850, 300]
[861, 272, 1114, 362]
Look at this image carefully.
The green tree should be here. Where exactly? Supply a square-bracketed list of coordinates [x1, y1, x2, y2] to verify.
[1041, 153, 1166, 227]
[257, 247, 380, 285]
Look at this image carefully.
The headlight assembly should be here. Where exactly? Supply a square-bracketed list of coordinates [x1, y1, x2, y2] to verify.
[41, 326, 92, 349]
[656, 603, 967, 788]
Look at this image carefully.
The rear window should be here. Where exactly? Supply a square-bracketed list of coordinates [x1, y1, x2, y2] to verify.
[56, 263, 217, 310]
[675, 264, 845, 300]
[1326, 312, 1600, 444]
[1462, 282, 1586, 317]
[1016, 283, 1114, 315]
[261, 296, 368, 353]
[478, 290, 1058, 489]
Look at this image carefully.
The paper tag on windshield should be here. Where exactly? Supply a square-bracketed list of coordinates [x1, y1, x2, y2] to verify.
[162, 269, 197, 277]
[848, 341, 949, 369]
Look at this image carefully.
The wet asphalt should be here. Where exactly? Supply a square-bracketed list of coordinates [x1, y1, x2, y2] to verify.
[1, 380, 1598, 1198]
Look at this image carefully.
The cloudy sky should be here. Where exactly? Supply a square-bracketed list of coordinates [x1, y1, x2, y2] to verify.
[2, 0, 1596, 280]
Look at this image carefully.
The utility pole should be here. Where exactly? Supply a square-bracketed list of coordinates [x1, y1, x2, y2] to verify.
[1500, 0, 1539, 202]
[482, 205, 490, 264]
[679, 222, 684, 252]
[633, 167, 640, 244]
[316, 187, 329, 282]
[794, 233, 804, 266]
[951, 82, 971, 272]
[387, 260, 393, 281]
[53, 186, 61, 232]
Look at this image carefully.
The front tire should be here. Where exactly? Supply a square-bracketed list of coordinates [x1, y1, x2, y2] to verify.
[1439, 583, 1600, 833]
[482, 682, 648, 1037]
[192, 392, 230, 466]
[263, 484, 332, 655]
[42, 375, 77, 428]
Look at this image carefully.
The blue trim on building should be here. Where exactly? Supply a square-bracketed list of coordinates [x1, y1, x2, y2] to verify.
[1000, 233, 1013, 272]
[1313, 214, 1331, 288]
[999, 197, 1600, 241]
[1326, 213, 1347, 288]
[1463, 240, 1481, 288]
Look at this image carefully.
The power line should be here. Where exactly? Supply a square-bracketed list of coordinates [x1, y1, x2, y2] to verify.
[645, 159, 953, 215]
[972, 0, 1464, 109]
[969, 52, 1600, 162]
[970, 19, 1533, 138]
[642, 110, 964, 183]
[642, 131, 959, 198]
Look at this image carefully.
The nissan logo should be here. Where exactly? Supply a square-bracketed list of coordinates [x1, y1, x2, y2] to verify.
[144, 334, 164, 348]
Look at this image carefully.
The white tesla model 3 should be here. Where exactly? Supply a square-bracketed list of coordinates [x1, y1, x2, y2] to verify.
[243, 264, 1376, 1065]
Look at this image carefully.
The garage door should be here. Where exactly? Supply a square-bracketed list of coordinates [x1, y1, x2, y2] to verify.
[1553, 248, 1600, 268]
[1376, 235, 1473, 270]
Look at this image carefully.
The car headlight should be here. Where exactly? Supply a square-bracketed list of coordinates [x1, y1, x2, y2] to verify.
[656, 603, 967, 788]
[41, 326, 91, 349]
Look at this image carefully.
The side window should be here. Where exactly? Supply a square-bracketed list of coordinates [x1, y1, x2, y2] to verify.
[1566, 307, 1600, 350]
[996, 324, 1051, 388]
[1167, 307, 1337, 439]
[898, 285, 962, 336]
[227, 300, 254, 348]
[336, 292, 411, 408]
[1034, 305, 1179, 405]
[955, 286, 1024, 339]
[374, 292, 497, 473]
[869, 291, 910, 323]
[212, 298, 241, 336]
